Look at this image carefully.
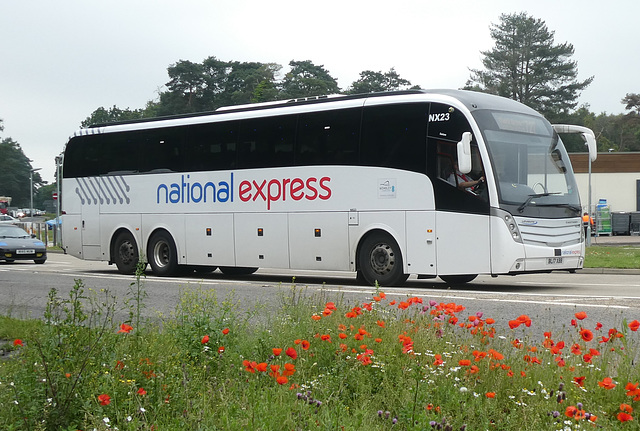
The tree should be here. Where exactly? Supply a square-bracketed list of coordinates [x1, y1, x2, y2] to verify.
[345, 68, 417, 94]
[279, 60, 340, 99]
[466, 12, 593, 118]
[622, 93, 640, 115]
[81, 106, 147, 128]
[0, 135, 44, 207]
[155, 57, 282, 115]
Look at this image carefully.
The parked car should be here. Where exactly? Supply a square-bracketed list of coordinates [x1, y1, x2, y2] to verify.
[0, 215, 19, 224]
[0, 224, 47, 264]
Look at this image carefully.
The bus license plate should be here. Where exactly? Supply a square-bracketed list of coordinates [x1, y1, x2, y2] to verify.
[16, 249, 35, 254]
[547, 257, 563, 265]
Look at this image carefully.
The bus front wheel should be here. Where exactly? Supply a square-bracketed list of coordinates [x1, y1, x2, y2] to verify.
[357, 232, 408, 286]
[113, 231, 139, 275]
[147, 231, 178, 276]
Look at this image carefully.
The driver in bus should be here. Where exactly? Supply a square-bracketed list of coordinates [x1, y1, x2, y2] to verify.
[448, 161, 485, 194]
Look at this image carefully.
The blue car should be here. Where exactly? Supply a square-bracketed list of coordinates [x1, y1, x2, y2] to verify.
[0, 224, 47, 264]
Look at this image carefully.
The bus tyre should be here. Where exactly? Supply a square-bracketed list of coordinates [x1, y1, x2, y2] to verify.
[147, 231, 178, 276]
[219, 266, 258, 276]
[113, 231, 139, 275]
[357, 232, 408, 287]
[440, 274, 477, 285]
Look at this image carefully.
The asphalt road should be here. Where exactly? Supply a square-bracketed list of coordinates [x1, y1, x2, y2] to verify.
[1, 251, 640, 341]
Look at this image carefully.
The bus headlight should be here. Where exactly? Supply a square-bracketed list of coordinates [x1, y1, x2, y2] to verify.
[495, 210, 523, 243]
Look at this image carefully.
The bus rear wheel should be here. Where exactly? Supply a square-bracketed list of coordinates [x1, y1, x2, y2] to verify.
[113, 231, 139, 275]
[440, 274, 477, 285]
[219, 266, 258, 276]
[147, 231, 178, 276]
[357, 232, 408, 286]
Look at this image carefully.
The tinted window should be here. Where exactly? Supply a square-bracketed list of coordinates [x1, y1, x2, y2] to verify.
[186, 121, 238, 171]
[361, 103, 428, 173]
[296, 108, 360, 165]
[63, 135, 98, 178]
[237, 115, 296, 168]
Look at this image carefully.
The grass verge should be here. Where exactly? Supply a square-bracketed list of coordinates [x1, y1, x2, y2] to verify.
[1, 273, 640, 430]
[584, 246, 640, 269]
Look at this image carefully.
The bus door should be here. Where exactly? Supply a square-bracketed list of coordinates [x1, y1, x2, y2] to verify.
[427, 103, 491, 276]
[79, 177, 102, 260]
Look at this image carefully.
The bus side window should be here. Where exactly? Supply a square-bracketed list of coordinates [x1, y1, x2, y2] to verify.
[361, 103, 428, 173]
[238, 115, 295, 169]
[63, 134, 103, 178]
[103, 131, 141, 175]
[139, 127, 185, 173]
[187, 122, 239, 171]
[296, 108, 360, 166]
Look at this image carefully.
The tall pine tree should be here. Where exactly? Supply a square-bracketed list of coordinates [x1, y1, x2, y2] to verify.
[466, 12, 593, 118]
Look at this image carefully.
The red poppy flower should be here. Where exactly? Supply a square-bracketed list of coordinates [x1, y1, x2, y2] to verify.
[117, 324, 133, 334]
[598, 377, 616, 389]
[508, 320, 521, 329]
[137, 387, 147, 396]
[98, 394, 111, 405]
[565, 406, 577, 418]
[218, 346, 225, 354]
[485, 392, 496, 398]
[625, 382, 640, 401]
[301, 340, 310, 350]
[580, 328, 594, 342]
[617, 412, 633, 422]
[276, 375, 288, 385]
[242, 360, 257, 373]
[222, 328, 229, 335]
[283, 363, 296, 376]
[575, 311, 587, 320]
[629, 320, 640, 332]
[272, 348, 282, 356]
[573, 376, 586, 387]
[621, 403, 633, 414]
[311, 315, 322, 321]
[13, 339, 22, 347]
[458, 359, 471, 366]
[256, 362, 268, 372]
[201, 335, 210, 344]
[285, 347, 297, 360]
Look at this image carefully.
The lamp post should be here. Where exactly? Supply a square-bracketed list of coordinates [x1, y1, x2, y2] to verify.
[30, 167, 42, 220]
[54, 155, 62, 246]
[587, 145, 592, 246]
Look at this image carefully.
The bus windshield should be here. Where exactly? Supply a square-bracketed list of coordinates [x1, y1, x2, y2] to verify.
[473, 110, 581, 217]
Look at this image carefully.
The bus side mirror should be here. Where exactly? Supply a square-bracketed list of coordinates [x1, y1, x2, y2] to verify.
[582, 132, 597, 162]
[457, 132, 473, 174]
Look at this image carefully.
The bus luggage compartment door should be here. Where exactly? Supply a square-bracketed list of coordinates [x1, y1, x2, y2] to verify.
[405, 211, 437, 276]
[435, 212, 490, 276]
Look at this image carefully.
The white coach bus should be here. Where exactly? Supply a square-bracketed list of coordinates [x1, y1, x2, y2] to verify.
[61, 90, 597, 286]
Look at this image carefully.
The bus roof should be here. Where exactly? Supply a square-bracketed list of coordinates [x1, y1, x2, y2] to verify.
[80, 89, 539, 134]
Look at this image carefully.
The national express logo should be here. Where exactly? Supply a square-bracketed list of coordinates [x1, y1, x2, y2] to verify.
[156, 173, 332, 210]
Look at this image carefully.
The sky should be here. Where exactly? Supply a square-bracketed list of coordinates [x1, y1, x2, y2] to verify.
[1, 0, 638, 184]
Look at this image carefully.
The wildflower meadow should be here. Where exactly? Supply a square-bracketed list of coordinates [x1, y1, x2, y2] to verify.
[2, 270, 640, 430]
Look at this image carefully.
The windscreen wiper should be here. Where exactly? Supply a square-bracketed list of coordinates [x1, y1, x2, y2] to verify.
[534, 203, 582, 215]
[517, 192, 561, 213]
